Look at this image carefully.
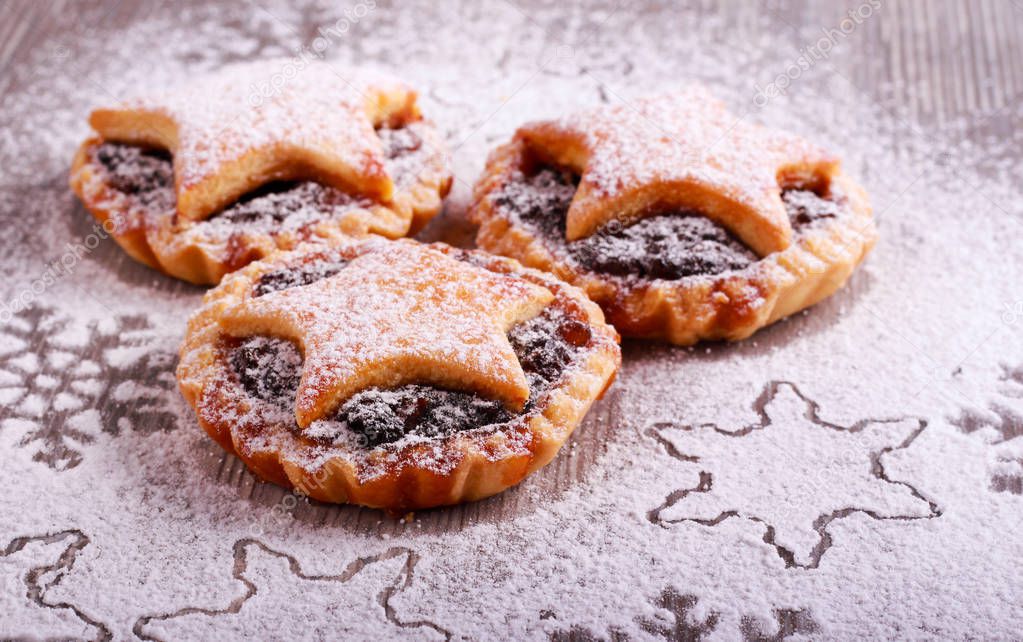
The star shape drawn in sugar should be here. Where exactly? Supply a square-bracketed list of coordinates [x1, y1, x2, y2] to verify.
[89, 60, 418, 221]
[221, 242, 554, 427]
[647, 381, 941, 568]
[0, 529, 110, 640]
[134, 539, 449, 641]
[517, 87, 839, 254]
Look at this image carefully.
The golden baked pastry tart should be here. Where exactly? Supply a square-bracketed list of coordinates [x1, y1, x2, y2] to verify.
[177, 237, 620, 511]
[70, 60, 452, 285]
[470, 88, 876, 344]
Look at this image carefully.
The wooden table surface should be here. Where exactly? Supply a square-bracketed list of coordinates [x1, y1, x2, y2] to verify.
[1, 1, 1021, 640]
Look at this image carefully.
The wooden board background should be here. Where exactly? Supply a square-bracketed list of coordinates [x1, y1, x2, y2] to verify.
[0, 2, 1021, 638]
[1, 0, 1021, 537]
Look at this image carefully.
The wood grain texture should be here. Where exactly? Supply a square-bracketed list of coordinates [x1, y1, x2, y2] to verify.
[1, 0, 1018, 534]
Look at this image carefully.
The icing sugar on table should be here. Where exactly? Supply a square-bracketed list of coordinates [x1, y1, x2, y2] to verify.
[1, 1, 1021, 639]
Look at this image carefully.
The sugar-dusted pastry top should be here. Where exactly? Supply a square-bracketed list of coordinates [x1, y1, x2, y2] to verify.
[89, 60, 420, 221]
[517, 87, 839, 255]
[219, 241, 554, 428]
[227, 302, 587, 449]
[490, 165, 844, 281]
[85, 124, 434, 238]
[176, 239, 622, 507]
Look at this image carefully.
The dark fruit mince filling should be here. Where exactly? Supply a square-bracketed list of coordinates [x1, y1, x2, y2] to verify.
[91, 124, 426, 226]
[252, 259, 350, 297]
[782, 187, 841, 229]
[573, 215, 757, 280]
[494, 166, 845, 279]
[93, 144, 174, 211]
[230, 261, 589, 448]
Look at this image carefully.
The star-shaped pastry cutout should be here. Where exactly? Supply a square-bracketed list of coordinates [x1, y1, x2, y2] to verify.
[647, 381, 939, 568]
[89, 60, 419, 221]
[221, 241, 553, 428]
[135, 539, 449, 640]
[518, 87, 839, 255]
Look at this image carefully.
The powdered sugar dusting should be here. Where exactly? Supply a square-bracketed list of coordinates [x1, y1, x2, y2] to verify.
[225, 303, 581, 454]
[91, 60, 410, 218]
[1, 1, 1022, 639]
[220, 241, 553, 426]
[83, 121, 435, 239]
[519, 87, 837, 245]
[492, 166, 763, 280]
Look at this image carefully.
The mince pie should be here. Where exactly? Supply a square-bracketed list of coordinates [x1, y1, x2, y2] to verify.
[470, 88, 876, 344]
[70, 61, 452, 284]
[177, 238, 620, 511]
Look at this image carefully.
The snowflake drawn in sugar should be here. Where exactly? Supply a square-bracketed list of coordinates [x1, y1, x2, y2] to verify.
[547, 588, 818, 641]
[647, 381, 941, 569]
[0, 529, 110, 641]
[134, 539, 450, 640]
[0, 305, 178, 470]
[951, 364, 1023, 494]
